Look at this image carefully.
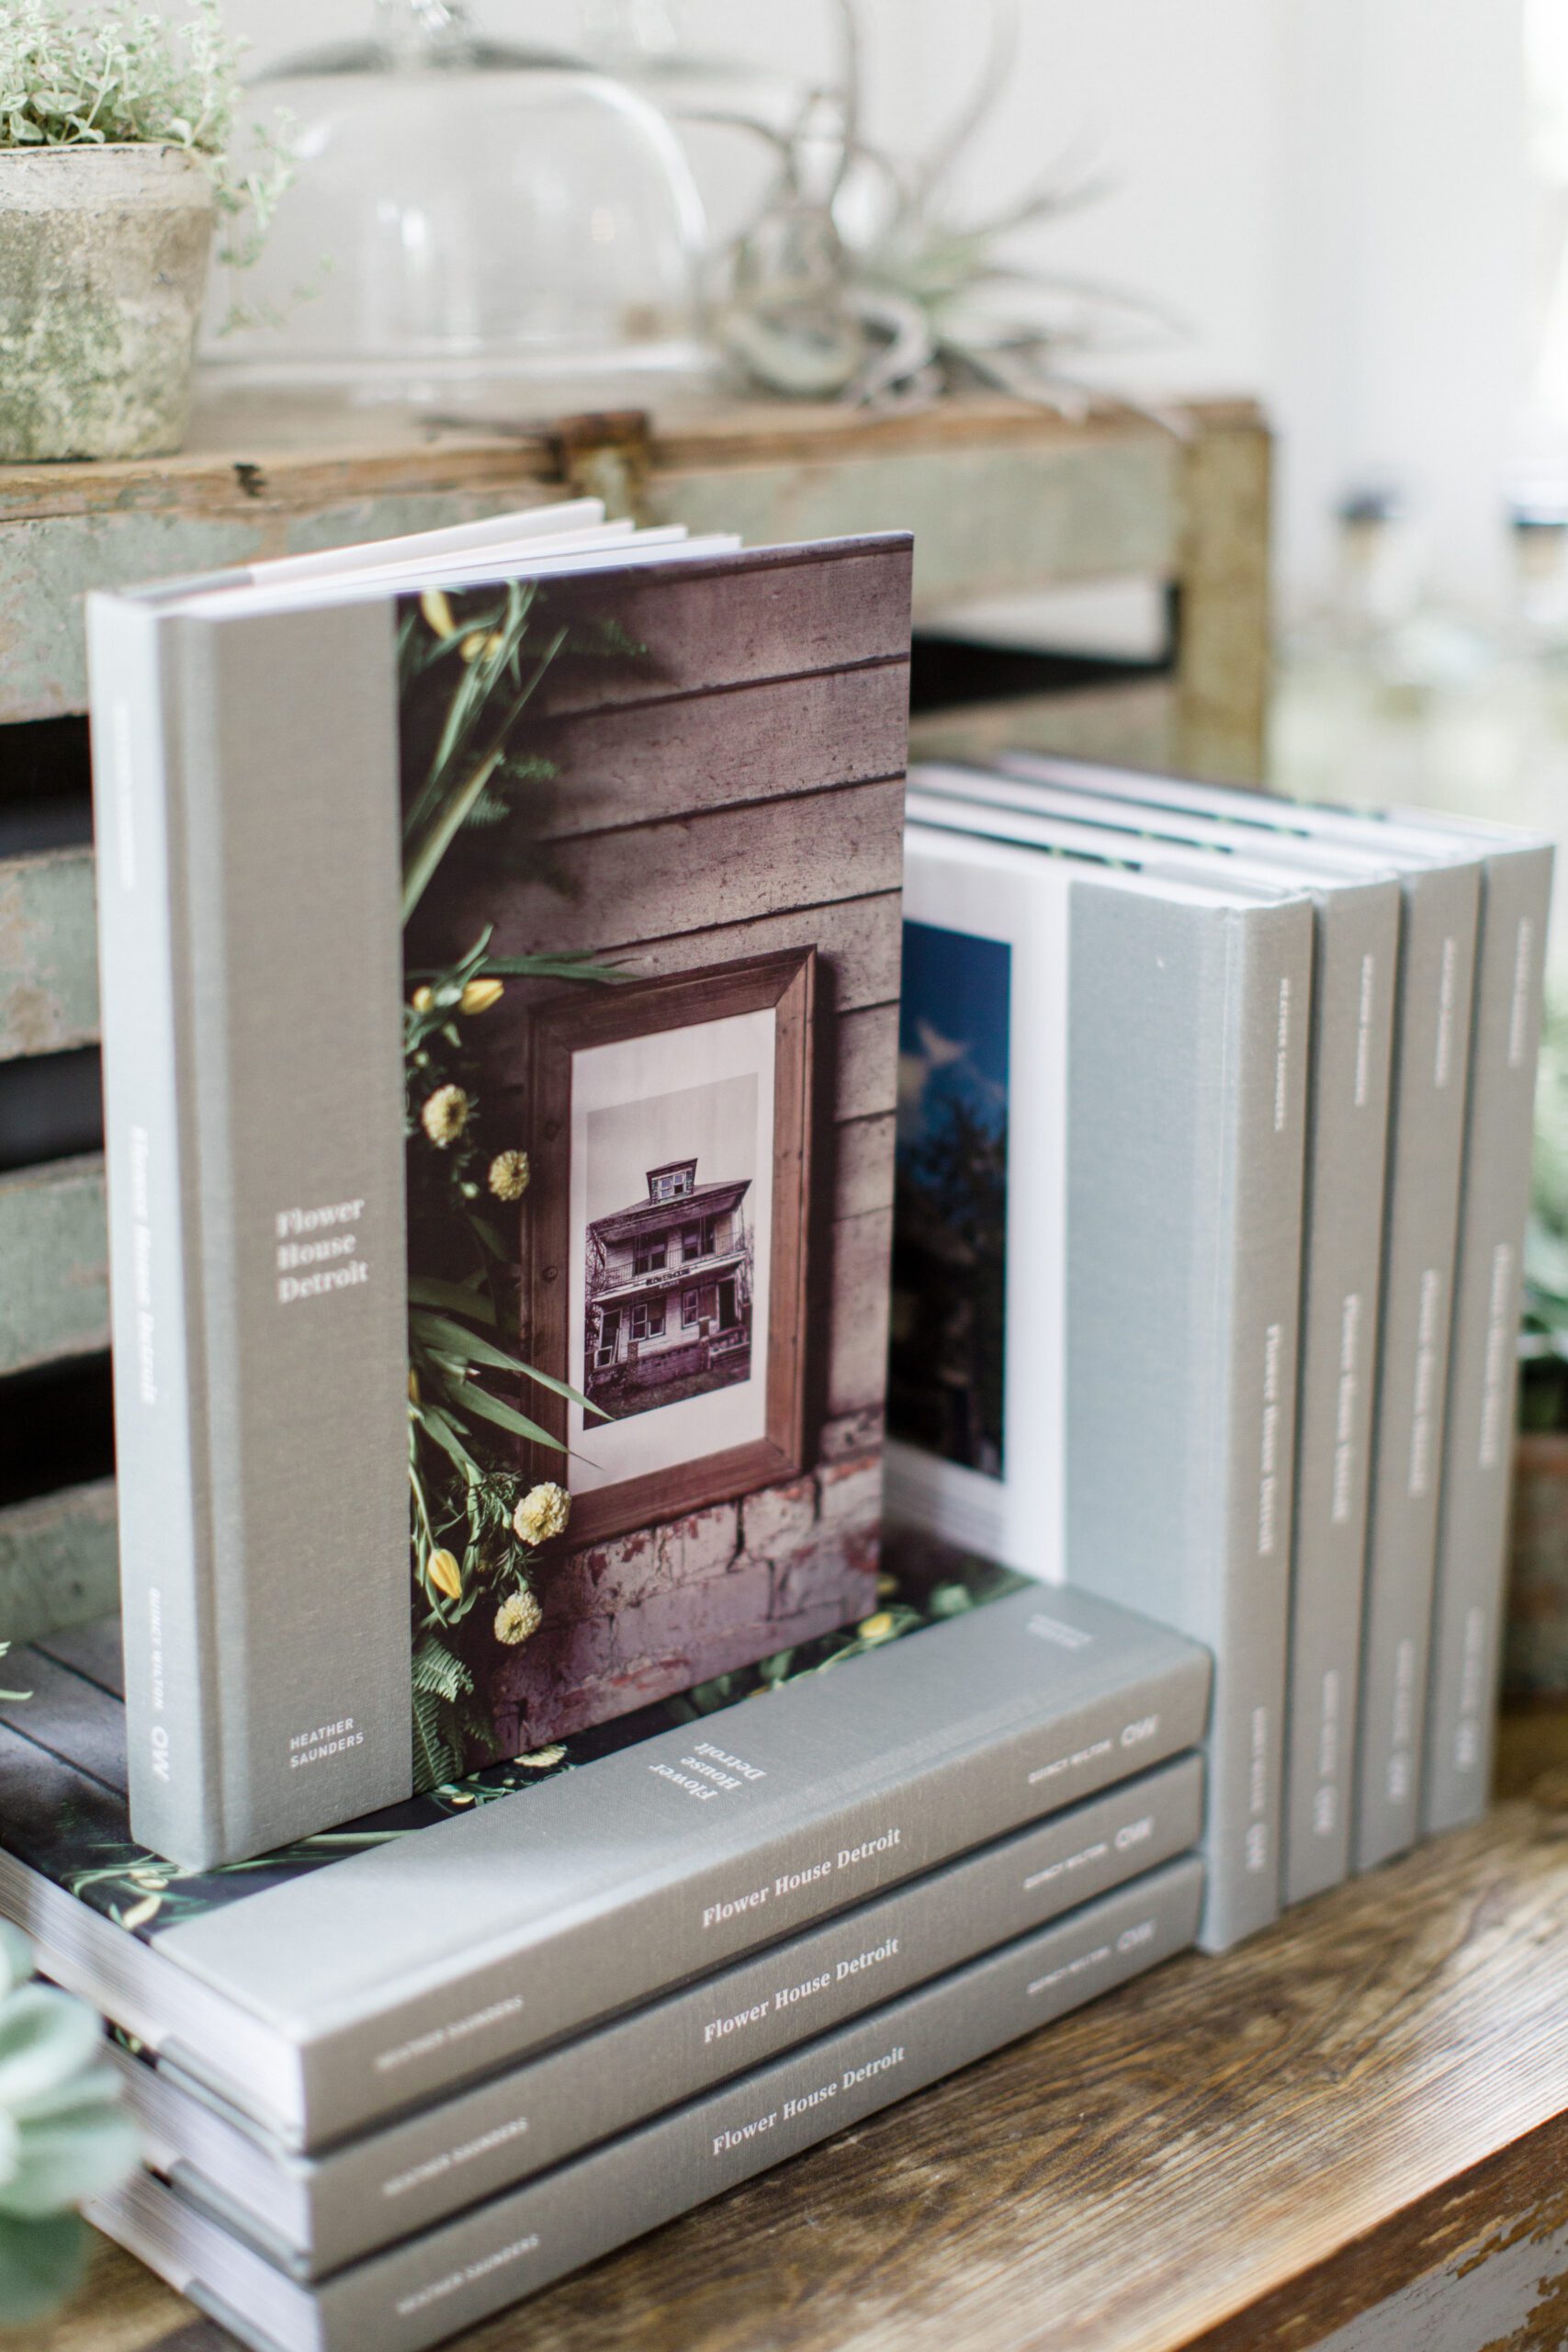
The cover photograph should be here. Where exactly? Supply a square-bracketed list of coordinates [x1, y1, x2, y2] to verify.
[87, 525, 913, 1866]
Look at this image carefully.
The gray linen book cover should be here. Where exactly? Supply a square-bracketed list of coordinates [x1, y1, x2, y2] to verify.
[115, 1750, 1202, 2276]
[903, 766, 1404, 1903]
[1422, 831, 1552, 1828]
[86, 532, 913, 1871]
[997, 753, 1490, 1872]
[0, 1576, 1209, 2150]
[88, 1856, 1203, 2352]
[889, 818, 1310, 1951]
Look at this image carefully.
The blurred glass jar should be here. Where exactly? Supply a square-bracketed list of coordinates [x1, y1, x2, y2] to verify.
[202, 0, 710, 401]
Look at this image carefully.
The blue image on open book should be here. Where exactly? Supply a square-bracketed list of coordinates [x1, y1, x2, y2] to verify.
[890, 920, 1010, 1479]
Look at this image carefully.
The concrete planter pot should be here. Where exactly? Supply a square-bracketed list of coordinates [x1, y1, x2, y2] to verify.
[0, 144, 216, 462]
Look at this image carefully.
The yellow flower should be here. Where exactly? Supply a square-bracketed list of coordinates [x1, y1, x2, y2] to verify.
[515, 1745, 566, 1770]
[488, 1149, 530, 1203]
[460, 978, 504, 1015]
[513, 1481, 570, 1546]
[408, 1368, 420, 1404]
[426, 1548, 463, 1600]
[494, 1589, 543, 1647]
[411, 984, 434, 1013]
[420, 588, 457, 639]
[459, 630, 507, 664]
[421, 1083, 468, 1148]
[857, 1611, 896, 1643]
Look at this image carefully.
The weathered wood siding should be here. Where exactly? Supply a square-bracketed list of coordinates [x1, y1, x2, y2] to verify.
[417, 542, 909, 1742]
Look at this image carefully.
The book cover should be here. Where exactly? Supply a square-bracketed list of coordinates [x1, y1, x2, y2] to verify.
[0, 1562, 1210, 2149]
[889, 819, 1311, 1949]
[86, 533, 912, 1869]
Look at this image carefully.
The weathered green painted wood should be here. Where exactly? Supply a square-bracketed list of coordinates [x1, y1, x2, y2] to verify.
[0, 844, 98, 1059]
[647, 434, 1181, 620]
[0, 1153, 109, 1375]
[0, 491, 559, 723]
[0, 1478, 118, 1648]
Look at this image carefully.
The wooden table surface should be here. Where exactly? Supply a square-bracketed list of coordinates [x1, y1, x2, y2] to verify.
[12, 1709, 1568, 2352]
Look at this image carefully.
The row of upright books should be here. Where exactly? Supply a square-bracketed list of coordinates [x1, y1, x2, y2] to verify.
[0, 503, 1548, 2347]
[887, 752, 1551, 1937]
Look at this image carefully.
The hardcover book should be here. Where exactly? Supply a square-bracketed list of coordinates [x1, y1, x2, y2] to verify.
[85, 514, 913, 1870]
[910, 763, 1404, 1905]
[111, 1748, 1203, 2276]
[0, 1567, 1210, 2151]
[889, 816, 1312, 1950]
[88, 1854, 1204, 2352]
[998, 753, 1518, 1870]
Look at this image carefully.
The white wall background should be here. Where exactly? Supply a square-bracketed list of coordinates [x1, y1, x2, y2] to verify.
[182, 0, 1534, 615]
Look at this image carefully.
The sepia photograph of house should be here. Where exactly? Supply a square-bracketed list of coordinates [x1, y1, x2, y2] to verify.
[585, 1151, 755, 1419]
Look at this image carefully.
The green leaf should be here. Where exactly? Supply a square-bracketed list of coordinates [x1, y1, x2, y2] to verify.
[413, 1404, 483, 1483]
[412, 1687, 459, 1794]
[408, 1277, 497, 1325]
[412, 1310, 534, 1378]
[442, 1378, 568, 1453]
[476, 955, 631, 983]
[412, 1638, 473, 1702]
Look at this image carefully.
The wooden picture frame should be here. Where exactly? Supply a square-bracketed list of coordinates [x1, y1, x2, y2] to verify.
[522, 947, 816, 1550]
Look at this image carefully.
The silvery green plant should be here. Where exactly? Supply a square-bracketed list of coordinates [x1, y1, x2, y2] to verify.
[0, 1921, 140, 2324]
[705, 0, 1177, 412]
[0, 0, 290, 272]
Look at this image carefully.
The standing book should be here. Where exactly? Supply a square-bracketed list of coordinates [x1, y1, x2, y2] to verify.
[890, 819, 1310, 1948]
[86, 514, 914, 1870]
[1407, 816, 1551, 1829]
[999, 753, 1486, 1871]
[907, 763, 1402, 1902]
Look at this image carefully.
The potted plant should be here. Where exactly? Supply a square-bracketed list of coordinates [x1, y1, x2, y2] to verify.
[1511, 993, 1568, 1693]
[0, 1, 287, 462]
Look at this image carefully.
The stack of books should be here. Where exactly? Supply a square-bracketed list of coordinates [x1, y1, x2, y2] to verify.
[889, 752, 1551, 1942]
[0, 1564, 1207, 2348]
[0, 514, 1215, 2344]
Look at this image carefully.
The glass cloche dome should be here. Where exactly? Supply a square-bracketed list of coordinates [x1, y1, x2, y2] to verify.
[203, 0, 711, 401]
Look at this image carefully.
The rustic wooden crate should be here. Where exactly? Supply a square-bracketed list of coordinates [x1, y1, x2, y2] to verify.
[0, 387, 1270, 1644]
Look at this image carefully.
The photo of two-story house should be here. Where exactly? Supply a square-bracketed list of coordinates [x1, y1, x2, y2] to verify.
[584, 1157, 754, 1419]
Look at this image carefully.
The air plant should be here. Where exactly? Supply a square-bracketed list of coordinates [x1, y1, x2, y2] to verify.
[701, 0, 1180, 413]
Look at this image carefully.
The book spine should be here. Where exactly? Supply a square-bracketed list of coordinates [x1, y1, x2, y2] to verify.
[1066, 895, 1311, 1951]
[1202, 902, 1311, 1947]
[172, 1595, 1211, 2148]
[1422, 845, 1552, 1832]
[144, 1753, 1202, 2275]
[86, 595, 220, 1870]
[1352, 862, 1482, 1871]
[1281, 884, 1400, 1905]
[86, 600, 415, 1869]
[96, 1858, 1204, 2352]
